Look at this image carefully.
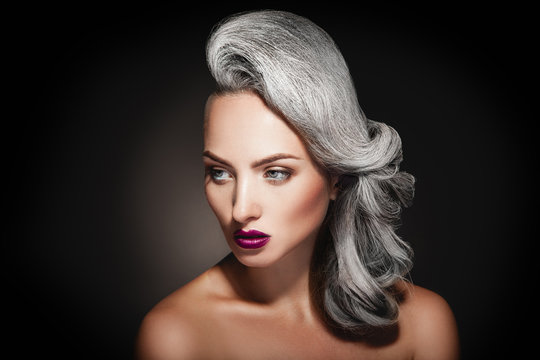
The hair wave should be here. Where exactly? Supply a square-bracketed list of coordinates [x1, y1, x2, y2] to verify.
[206, 10, 415, 334]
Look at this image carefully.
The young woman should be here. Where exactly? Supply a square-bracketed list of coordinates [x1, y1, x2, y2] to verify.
[136, 10, 459, 359]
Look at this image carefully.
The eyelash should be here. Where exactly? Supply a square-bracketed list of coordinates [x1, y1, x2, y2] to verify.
[208, 168, 232, 182]
[206, 167, 292, 184]
[263, 169, 291, 182]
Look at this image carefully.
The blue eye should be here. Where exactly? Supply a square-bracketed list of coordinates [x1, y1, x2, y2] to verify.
[264, 169, 290, 182]
[210, 168, 232, 182]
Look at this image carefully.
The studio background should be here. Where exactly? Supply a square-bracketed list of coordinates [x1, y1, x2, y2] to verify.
[10, 3, 532, 358]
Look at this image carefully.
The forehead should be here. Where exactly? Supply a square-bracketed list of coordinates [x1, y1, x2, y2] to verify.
[204, 92, 308, 160]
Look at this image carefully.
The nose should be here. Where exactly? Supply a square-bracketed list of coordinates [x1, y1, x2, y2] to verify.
[232, 175, 262, 225]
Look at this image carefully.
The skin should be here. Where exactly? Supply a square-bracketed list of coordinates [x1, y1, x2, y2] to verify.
[136, 91, 460, 359]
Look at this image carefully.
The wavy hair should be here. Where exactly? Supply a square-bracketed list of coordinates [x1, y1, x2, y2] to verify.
[206, 10, 415, 334]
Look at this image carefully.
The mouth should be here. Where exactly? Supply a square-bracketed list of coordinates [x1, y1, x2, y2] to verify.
[233, 229, 271, 249]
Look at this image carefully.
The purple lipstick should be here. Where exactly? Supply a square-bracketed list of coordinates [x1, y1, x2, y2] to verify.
[233, 229, 271, 249]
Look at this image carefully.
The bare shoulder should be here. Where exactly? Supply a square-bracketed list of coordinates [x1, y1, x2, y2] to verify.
[398, 282, 460, 360]
[135, 302, 198, 359]
[135, 267, 226, 360]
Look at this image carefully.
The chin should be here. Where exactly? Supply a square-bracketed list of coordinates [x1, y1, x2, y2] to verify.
[225, 237, 284, 268]
[230, 248, 279, 268]
[228, 236, 314, 269]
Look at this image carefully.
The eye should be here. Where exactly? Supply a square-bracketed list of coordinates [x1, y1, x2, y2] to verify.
[263, 169, 291, 182]
[208, 168, 233, 183]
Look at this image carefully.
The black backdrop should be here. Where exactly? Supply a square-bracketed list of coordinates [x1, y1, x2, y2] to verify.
[10, 2, 533, 358]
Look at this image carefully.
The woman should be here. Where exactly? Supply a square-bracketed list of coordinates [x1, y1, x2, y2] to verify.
[136, 10, 459, 359]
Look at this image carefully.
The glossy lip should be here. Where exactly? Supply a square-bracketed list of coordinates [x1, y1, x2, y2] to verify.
[233, 229, 271, 249]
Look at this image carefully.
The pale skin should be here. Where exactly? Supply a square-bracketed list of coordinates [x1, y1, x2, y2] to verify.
[136, 92, 460, 359]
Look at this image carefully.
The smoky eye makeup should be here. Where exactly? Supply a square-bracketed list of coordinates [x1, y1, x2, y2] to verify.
[211, 168, 231, 180]
[203, 151, 299, 185]
[206, 166, 293, 184]
[263, 167, 293, 183]
[205, 165, 233, 184]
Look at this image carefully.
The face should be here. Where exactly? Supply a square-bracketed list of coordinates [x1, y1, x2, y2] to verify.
[203, 92, 337, 268]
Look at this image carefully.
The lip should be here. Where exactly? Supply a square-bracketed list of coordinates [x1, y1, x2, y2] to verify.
[233, 229, 271, 249]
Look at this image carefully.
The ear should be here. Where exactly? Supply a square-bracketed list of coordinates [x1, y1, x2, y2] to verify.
[329, 175, 339, 200]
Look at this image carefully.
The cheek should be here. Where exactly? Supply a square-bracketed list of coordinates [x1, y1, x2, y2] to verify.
[278, 177, 330, 233]
[205, 184, 231, 225]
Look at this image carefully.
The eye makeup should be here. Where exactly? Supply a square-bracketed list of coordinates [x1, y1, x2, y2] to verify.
[209, 168, 233, 182]
[263, 168, 292, 183]
[205, 164, 294, 185]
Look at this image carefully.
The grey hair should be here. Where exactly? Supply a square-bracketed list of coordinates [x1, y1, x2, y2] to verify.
[206, 10, 415, 333]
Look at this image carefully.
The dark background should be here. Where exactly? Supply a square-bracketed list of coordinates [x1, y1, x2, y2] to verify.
[9, 2, 533, 358]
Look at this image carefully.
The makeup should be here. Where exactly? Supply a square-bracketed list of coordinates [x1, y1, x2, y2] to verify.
[233, 229, 271, 249]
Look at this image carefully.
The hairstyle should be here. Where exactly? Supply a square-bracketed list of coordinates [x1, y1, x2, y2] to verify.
[206, 10, 415, 334]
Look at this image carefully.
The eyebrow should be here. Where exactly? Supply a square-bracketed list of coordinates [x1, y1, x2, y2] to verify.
[202, 150, 301, 168]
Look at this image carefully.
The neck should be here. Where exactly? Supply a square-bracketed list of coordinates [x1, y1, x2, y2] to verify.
[223, 237, 317, 320]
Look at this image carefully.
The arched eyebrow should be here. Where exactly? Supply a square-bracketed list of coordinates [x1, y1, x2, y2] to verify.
[202, 151, 301, 168]
[251, 153, 301, 168]
[202, 151, 232, 167]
